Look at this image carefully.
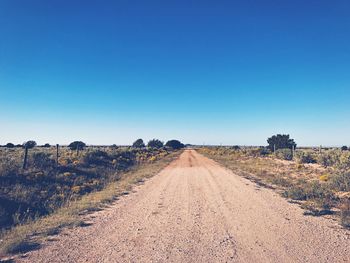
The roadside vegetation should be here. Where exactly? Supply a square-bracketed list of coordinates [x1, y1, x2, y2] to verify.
[198, 134, 350, 229]
[0, 139, 184, 256]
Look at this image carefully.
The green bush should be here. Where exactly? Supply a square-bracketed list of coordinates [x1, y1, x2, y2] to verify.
[147, 139, 163, 149]
[132, 139, 145, 148]
[275, 148, 293, 161]
[165, 140, 184, 150]
[341, 146, 349, 151]
[68, 141, 86, 151]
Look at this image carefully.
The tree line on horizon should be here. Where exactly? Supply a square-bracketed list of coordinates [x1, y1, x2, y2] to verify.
[0, 139, 186, 170]
[0, 139, 185, 149]
[1, 135, 349, 152]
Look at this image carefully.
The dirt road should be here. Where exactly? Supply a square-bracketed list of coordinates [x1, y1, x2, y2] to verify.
[20, 149, 350, 263]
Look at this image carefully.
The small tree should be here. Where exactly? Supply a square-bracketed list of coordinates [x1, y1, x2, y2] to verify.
[5, 143, 15, 148]
[147, 139, 163, 149]
[43, 143, 51, 148]
[165, 140, 184, 150]
[68, 141, 86, 156]
[132, 139, 145, 148]
[341, 146, 349, 151]
[22, 140, 37, 169]
[68, 141, 86, 151]
[267, 134, 296, 152]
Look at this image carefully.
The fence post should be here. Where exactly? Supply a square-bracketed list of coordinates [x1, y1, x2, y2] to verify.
[56, 144, 59, 166]
[23, 146, 28, 169]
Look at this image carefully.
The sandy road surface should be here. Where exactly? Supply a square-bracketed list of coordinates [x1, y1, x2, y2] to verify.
[19, 149, 350, 263]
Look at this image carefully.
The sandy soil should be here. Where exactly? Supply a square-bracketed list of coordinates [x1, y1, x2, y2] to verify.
[19, 149, 350, 263]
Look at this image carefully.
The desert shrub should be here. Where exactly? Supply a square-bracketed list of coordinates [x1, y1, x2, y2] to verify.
[337, 152, 350, 170]
[243, 148, 263, 157]
[270, 176, 292, 187]
[259, 147, 271, 156]
[30, 153, 55, 170]
[0, 156, 20, 176]
[305, 181, 333, 200]
[295, 151, 317, 164]
[316, 151, 339, 167]
[230, 145, 241, 150]
[112, 151, 135, 170]
[42, 143, 51, 148]
[315, 150, 350, 169]
[132, 139, 145, 148]
[267, 134, 296, 151]
[68, 141, 86, 151]
[83, 150, 111, 166]
[165, 140, 184, 150]
[283, 186, 307, 200]
[341, 146, 349, 151]
[5, 143, 15, 148]
[147, 139, 163, 149]
[0, 205, 9, 226]
[301, 198, 333, 216]
[275, 148, 293, 161]
[23, 141, 37, 149]
[329, 171, 350, 192]
[283, 181, 333, 201]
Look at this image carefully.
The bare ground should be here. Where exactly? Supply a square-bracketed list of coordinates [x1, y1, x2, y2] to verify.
[18, 150, 350, 262]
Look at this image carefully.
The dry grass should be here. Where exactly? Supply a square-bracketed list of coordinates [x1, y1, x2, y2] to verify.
[198, 147, 350, 229]
[198, 147, 327, 187]
[0, 150, 182, 257]
[0, 146, 172, 230]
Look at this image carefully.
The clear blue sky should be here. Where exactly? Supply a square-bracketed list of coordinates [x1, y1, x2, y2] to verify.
[1, 0, 349, 146]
